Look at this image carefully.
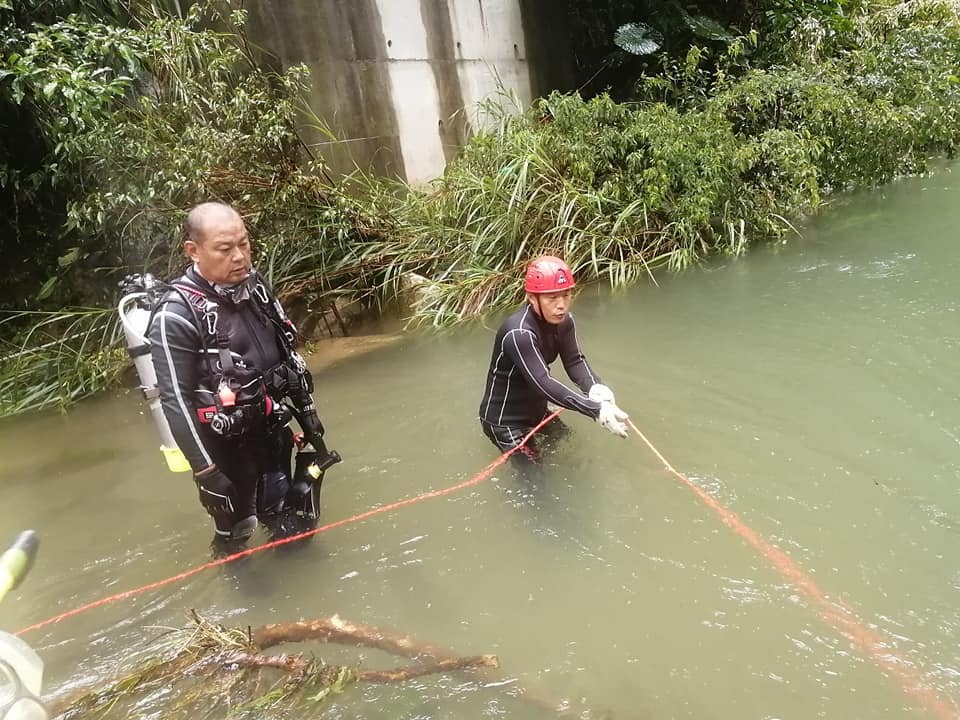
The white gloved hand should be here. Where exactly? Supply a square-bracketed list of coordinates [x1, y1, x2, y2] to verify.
[598, 400, 629, 438]
[588, 383, 616, 404]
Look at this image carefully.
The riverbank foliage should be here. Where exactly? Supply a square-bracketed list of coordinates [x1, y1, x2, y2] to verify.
[368, 0, 960, 325]
[2, 0, 960, 414]
[0, 2, 383, 413]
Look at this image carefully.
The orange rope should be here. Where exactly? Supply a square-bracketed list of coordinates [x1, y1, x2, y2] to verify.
[17, 410, 957, 719]
[16, 411, 564, 637]
[627, 418, 958, 720]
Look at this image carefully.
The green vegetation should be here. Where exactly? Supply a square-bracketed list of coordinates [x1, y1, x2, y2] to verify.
[2, 0, 960, 414]
[360, 0, 960, 325]
[0, 2, 386, 413]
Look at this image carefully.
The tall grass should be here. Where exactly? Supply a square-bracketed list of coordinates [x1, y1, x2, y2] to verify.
[334, 95, 814, 327]
[334, 0, 960, 327]
[0, 308, 124, 416]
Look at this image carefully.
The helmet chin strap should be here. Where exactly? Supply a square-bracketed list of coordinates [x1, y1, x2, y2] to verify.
[527, 292, 544, 319]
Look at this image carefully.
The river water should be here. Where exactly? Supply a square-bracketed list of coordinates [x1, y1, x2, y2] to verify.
[2, 164, 960, 719]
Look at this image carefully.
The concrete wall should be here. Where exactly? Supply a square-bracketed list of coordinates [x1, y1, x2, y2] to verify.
[244, 0, 567, 184]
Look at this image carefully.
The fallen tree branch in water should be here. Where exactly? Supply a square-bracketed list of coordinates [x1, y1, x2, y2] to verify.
[48, 612, 599, 720]
[250, 614, 600, 717]
[217, 650, 498, 681]
[358, 654, 500, 682]
[251, 614, 451, 659]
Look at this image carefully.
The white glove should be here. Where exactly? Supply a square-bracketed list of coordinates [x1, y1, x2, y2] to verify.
[588, 383, 616, 404]
[598, 400, 629, 438]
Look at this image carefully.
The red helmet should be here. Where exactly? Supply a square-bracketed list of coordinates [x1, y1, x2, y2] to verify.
[524, 255, 576, 294]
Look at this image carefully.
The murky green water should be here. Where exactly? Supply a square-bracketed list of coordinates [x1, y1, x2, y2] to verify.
[2, 164, 960, 719]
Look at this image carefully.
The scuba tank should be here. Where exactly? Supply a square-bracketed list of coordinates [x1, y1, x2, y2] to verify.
[0, 531, 48, 720]
[117, 274, 190, 473]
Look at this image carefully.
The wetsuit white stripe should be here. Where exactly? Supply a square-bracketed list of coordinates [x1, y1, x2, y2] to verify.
[160, 310, 213, 467]
[200, 487, 234, 513]
[156, 309, 199, 336]
[568, 314, 598, 385]
[489, 305, 532, 426]
[507, 329, 595, 415]
[498, 366, 514, 425]
[479, 303, 602, 425]
[484, 350, 504, 421]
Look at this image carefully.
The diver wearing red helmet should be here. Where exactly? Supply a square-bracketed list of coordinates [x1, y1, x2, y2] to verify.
[478, 256, 629, 466]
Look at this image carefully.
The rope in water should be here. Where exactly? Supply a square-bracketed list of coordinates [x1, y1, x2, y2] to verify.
[626, 417, 957, 720]
[15, 411, 564, 637]
[15, 411, 957, 718]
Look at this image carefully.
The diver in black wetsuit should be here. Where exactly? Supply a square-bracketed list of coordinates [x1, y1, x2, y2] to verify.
[478, 255, 629, 466]
[148, 202, 340, 542]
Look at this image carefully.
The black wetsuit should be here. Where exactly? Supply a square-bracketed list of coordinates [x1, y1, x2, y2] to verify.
[478, 304, 603, 461]
[149, 266, 317, 529]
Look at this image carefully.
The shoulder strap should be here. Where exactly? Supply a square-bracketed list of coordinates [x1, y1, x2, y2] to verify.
[148, 279, 218, 380]
[171, 281, 221, 340]
[251, 278, 299, 351]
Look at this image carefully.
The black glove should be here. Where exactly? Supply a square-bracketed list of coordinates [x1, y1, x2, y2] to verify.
[290, 392, 325, 445]
[195, 467, 236, 518]
[289, 391, 340, 467]
[299, 409, 325, 444]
